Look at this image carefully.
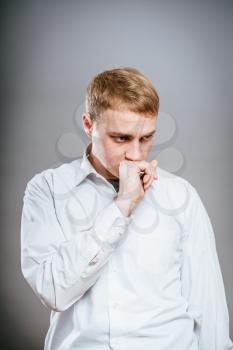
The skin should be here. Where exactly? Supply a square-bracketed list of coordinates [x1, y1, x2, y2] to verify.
[82, 108, 157, 182]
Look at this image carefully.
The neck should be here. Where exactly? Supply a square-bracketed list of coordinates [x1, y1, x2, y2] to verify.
[87, 145, 118, 180]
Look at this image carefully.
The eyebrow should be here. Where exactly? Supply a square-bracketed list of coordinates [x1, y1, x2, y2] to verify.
[108, 130, 156, 138]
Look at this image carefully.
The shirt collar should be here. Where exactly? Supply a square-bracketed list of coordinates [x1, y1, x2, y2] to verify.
[74, 142, 99, 186]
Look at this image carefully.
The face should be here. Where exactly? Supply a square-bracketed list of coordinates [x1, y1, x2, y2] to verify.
[82, 109, 157, 179]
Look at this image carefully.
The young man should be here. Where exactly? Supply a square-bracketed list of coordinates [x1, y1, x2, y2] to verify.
[21, 67, 233, 350]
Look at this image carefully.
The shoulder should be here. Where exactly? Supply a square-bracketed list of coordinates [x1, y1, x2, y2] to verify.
[150, 166, 199, 215]
[24, 158, 83, 197]
[155, 166, 196, 191]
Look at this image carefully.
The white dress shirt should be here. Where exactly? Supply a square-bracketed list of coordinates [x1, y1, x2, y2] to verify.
[21, 143, 233, 350]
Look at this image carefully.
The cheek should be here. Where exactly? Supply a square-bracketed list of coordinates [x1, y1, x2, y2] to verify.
[144, 141, 154, 152]
[102, 140, 124, 162]
[140, 142, 154, 158]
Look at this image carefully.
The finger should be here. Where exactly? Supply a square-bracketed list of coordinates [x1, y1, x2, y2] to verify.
[144, 180, 152, 191]
[142, 172, 153, 189]
[144, 171, 158, 190]
[136, 161, 151, 176]
[142, 173, 151, 184]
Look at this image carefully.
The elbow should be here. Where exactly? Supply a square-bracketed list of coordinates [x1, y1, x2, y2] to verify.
[40, 296, 66, 313]
[32, 281, 67, 312]
[23, 277, 83, 312]
[34, 280, 83, 313]
[21, 259, 60, 311]
[21, 257, 84, 312]
[50, 290, 85, 312]
[40, 294, 81, 312]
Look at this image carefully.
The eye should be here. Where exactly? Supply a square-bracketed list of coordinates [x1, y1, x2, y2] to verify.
[111, 134, 154, 143]
[112, 136, 129, 143]
[141, 135, 153, 142]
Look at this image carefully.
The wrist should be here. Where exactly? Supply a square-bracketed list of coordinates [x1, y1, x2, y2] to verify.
[114, 196, 134, 217]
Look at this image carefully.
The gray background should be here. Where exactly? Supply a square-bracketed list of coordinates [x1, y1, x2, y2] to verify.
[1, 0, 232, 348]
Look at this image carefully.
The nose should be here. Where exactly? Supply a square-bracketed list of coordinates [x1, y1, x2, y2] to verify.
[125, 140, 142, 161]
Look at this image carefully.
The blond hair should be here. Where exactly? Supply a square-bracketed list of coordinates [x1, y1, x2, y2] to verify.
[85, 67, 159, 123]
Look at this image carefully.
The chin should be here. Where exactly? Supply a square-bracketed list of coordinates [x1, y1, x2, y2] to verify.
[111, 170, 119, 179]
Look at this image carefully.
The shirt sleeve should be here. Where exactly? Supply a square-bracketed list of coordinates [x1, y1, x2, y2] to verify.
[21, 173, 131, 312]
[180, 183, 233, 350]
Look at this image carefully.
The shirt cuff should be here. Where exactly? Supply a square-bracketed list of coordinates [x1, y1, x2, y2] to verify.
[91, 200, 132, 250]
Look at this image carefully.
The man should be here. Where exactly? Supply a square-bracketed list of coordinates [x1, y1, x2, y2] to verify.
[21, 67, 233, 350]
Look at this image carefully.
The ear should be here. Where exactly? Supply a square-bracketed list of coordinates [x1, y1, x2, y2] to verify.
[82, 112, 93, 138]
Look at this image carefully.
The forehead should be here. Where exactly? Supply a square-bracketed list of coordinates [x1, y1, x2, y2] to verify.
[99, 109, 156, 134]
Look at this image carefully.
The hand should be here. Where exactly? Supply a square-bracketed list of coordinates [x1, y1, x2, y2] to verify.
[139, 160, 158, 191]
[114, 159, 158, 216]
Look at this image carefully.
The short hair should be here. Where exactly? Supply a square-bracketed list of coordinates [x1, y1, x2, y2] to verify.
[85, 67, 159, 123]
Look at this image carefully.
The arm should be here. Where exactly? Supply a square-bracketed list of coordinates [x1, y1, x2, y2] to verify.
[181, 184, 233, 349]
[21, 173, 131, 312]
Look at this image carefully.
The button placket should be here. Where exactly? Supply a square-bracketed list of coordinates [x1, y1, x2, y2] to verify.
[114, 301, 121, 309]
[108, 258, 123, 347]
[111, 337, 121, 345]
